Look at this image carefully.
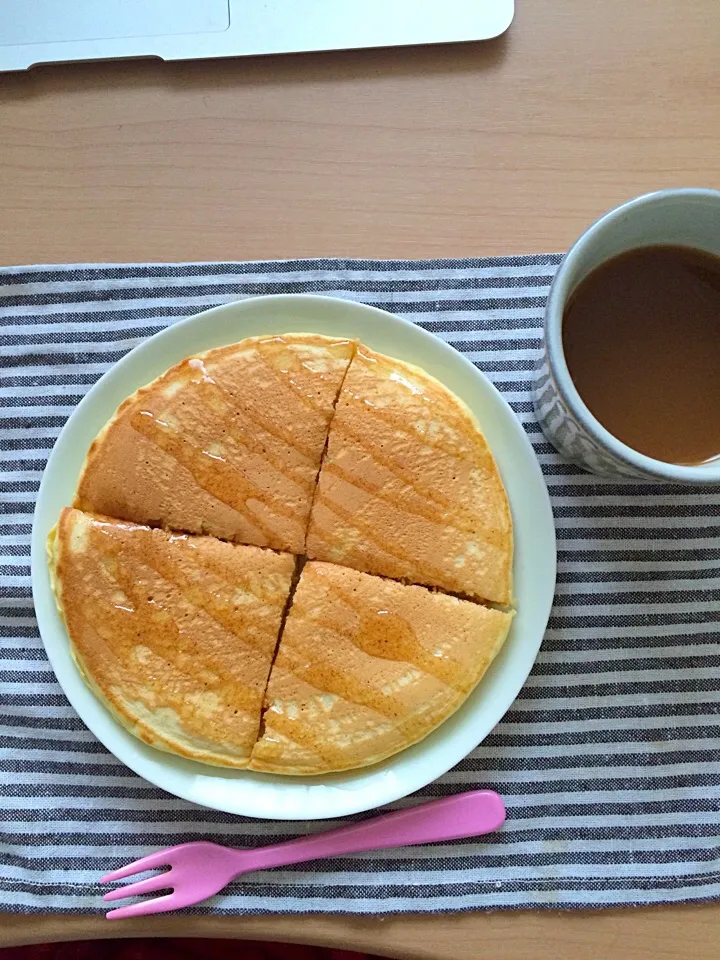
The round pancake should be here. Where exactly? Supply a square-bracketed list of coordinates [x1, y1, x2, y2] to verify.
[53, 330, 518, 777]
[49, 508, 296, 768]
[250, 561, 512, 775]
[306, 344, 513, 604]
[75, 334, 355, 554]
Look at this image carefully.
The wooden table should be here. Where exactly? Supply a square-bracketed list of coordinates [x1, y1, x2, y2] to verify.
[1, 0, 719, 955]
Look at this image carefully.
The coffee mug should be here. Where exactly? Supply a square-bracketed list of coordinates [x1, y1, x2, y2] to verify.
[532, 188, 720, 484]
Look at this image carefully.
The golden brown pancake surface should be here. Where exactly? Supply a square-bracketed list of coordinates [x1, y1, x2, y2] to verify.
[53, 332, 518, 775]
[250, 561, 512, 775]
[306, 345, 513, 603]
[50, 507, 296, 768]
[75, 334, 355, 554]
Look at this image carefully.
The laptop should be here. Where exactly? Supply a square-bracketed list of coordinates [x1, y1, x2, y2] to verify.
[0, 0, 514, 72]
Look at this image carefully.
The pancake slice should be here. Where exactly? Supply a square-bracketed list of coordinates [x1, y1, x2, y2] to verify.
[250, 561, 512, 775]
[306, 344, 513, 604]
[49, 507, 296, 768]
[75, 334, 356, 554]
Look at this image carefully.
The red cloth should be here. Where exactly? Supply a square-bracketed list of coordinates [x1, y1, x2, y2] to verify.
[1, 941, 372, 960]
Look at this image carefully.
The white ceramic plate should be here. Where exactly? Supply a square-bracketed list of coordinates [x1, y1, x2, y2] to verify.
[31, 294, 556, 820]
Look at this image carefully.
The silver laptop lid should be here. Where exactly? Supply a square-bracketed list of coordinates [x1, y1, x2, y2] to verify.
[0, 0, 514, 72]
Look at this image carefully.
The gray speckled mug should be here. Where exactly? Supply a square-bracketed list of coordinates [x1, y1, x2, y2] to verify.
[533, 188, 720, 485]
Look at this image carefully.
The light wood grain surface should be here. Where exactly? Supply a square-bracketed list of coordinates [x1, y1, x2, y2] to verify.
[3, 905, 720, 959]
[2, 0, 720, 955]
[1, 0, 719, 265]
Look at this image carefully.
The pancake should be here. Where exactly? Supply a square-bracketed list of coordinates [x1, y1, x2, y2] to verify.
[75, 334, 356, 554]
[249, 561, 512, 775]
[49, 507, 296, 768]
[306, 345, 513, 604]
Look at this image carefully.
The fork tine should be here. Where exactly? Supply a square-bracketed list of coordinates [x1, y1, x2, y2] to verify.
[103, 871, 173, 903]
[100, 849, 174, 884]
[106, 892, 177, 921]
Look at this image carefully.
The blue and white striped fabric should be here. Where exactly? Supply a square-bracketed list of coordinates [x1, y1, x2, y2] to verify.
[1, 258, 719, 915]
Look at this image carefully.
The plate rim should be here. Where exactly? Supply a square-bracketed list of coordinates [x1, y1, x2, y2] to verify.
[31, 293, 556, 820]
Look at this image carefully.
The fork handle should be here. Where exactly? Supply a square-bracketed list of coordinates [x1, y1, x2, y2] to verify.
[242, 790, 505, 874]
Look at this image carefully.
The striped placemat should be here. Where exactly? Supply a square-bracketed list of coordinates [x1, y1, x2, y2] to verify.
[1, 257, 719, 914]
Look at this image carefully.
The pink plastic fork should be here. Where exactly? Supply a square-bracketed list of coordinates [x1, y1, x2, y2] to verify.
[101, 789, 505, 919]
